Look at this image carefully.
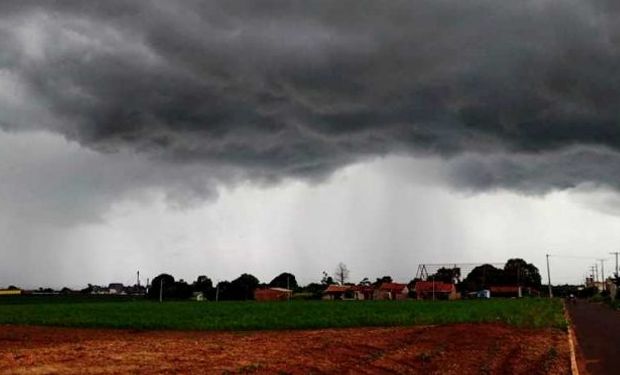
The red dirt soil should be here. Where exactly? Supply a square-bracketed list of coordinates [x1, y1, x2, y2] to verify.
[0, 323, 570, 374]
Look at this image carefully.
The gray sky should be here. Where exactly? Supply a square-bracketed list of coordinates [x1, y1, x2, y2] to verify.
[2, 1, 620, 288]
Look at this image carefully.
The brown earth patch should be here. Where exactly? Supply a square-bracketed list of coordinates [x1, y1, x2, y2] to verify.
[0, 323, 570, 374]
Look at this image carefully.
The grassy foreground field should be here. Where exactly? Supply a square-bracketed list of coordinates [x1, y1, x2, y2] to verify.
[0, 297, 566, 331]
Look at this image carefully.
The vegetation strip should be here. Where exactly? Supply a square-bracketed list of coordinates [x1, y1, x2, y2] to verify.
[0, 298, 566, 331]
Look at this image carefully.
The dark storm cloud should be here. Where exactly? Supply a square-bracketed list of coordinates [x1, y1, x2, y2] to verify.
[2, 0, 620, 191]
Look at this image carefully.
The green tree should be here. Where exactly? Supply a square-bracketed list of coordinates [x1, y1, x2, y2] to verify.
[269, 272, 298, 290]
[220, 273, 260, 300]
[428, 267, 461, 284]
[321, 271, 336, 285]
[148, 273, 175, 300]
[463, 264, 504, 291]
[192, 275, 214, 296]
[503, 258, 541, 287]
[302, 282, 327, 299]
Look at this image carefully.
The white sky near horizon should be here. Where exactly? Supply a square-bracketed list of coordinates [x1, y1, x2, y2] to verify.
[1, 131, 618, 290]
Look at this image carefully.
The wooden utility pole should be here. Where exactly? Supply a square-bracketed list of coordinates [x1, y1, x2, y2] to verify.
[159, 279, 163, 303]
[595, 263, 599, 283]
[610, 252, 619, 278]
[597, 259, 606, 291]
[546, 254, 553, 298]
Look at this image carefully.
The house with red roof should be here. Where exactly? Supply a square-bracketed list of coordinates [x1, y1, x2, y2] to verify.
[373, 282, 409, 300]
[414, 281, 459, 300]
[323, 284, 354, 300]
[351, 285, 375, 300]
[323, 284, 375, 300]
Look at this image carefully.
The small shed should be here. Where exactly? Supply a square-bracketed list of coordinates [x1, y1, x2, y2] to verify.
[374, 282, 409, 300]
[255, 287, 293, 301]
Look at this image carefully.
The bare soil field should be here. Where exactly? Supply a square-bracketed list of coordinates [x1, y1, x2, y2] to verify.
[0, 323, 569, 374]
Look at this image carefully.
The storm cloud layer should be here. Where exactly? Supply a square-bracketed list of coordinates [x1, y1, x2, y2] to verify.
[2, 0, 620, 194]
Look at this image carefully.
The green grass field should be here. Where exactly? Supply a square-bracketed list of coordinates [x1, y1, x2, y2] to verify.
[0, 297, 566, 331]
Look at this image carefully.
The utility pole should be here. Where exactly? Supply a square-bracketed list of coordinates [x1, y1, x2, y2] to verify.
[610, 252, 619, 278]
[597, 259, 606, 291]
[287, 274, 291, 302]
[546, 254, 553, 298]
[137, 270, 140, 288]
[159, 279, 163, 303]
[595, 263, 599, 284]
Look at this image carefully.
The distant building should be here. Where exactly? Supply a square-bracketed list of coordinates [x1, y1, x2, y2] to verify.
[488, 286, 540, 298]
[192, 292, 205, 301]
[585, 277, 606, 292]
[351, 285, 374, 300]
[489, 286, 522, 298]
[374, 282, 409, 300]
[0, 288, 21, 296]
[414, 281, 459, 300]
[255, 287, 293, 301]
[322, 285, 356, 300]
[123, 285, 147, 295]
[108, 283, 124, 294]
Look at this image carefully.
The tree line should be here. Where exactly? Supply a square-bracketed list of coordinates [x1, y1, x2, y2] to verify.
[423, 258, 542, 292]
[147, 258, 542, 301]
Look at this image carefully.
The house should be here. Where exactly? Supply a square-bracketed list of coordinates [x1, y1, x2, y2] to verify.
[351, 285, 374, 300]
[323, 285, 356, 300]
[255, 287, 293, 301]
[108, 283, 124, 294]
[374, 282, 409, 300]
[192, 292, 205, 301]
[414, 281, 459, 300]
[0, 288, 21, 296]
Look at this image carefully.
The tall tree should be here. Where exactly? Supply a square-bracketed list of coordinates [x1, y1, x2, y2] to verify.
[333, 262, 350, 285]
[148, 273, 175, 300]
[504, 258, 541, 287]
[429, 267, 461, 284]
[192, 275, 214, 296]
[269, 272, 298, 290]
[321, 271, 336, 285]
[220, 273, 260, 300]
[463, 264, 504, 291]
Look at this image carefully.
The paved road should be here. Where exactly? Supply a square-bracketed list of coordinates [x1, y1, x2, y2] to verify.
[567, 301, 620, 375]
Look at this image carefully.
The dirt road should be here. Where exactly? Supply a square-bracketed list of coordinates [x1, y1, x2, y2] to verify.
[0, 323, 568, 374]
[567, 301, 620, 375]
